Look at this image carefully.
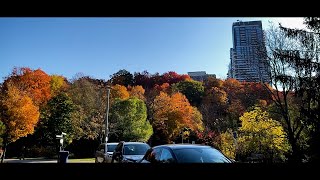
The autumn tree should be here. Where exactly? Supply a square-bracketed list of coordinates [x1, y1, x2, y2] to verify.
[133, 71, 191, 91]
[110, 84, 130, 101]
[67, 76, 107, 140]
[128, 85, 145, 101]
[222, 78, 244, 101]
[151, 92, 204, 142]
[162, 71, 191, 85]
[195, 129, 220, 148]
[155, 83, 169, 92]
[241, 82, 273, 108]
[171, 80, 204, 107]
[200, 86, 229, 132]
[3, 67, 52, 106]
[219, 129, 236, 160]
[110, 69, 134, 87]
[50, 75, 69, 97]
[109, 97, 153, 142]
[0, 83, 40, 163]
[237, 107, 290, 162]
[203, 76, 223, 90]
[133, 71, 152, 89]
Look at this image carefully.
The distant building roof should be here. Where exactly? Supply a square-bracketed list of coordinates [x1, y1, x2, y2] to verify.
[187, 71, 207, 76]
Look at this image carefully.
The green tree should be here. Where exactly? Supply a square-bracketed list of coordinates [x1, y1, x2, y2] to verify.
[265, 21, 319, 162]
[109, 97, 153, 142]
[278, 17, 320, 162]
[237, 107, 290, 162]
[172, 80, 204, 107]
[36, 93, 75, 147]
[0, 121, 5, 147]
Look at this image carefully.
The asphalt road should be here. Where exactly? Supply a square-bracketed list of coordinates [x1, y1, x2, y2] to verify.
[4, 158, 58, 163]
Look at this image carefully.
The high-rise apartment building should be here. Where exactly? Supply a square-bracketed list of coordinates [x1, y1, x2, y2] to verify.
[228, 20, 270, 83]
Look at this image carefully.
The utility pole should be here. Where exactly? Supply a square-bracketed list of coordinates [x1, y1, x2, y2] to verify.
[105, 86, 111, 143]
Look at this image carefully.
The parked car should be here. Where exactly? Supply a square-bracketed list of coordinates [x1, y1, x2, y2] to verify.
[138, 144, 233, 163]
[111, 141, 150, 163]
[95, 142, 118, 163]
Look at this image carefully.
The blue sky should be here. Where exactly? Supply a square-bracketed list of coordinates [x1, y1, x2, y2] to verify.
[0, 17, 305, 83]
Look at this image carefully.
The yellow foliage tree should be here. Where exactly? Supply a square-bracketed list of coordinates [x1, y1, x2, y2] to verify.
[237, 107, 290, 162]
[219, 129, 236, 160]
[50, 75, 68, 97]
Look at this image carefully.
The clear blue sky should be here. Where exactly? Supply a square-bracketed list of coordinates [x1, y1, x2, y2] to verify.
[0, 17, 305, 83]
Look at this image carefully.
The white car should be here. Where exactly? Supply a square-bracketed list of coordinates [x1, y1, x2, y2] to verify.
[95, 142, 118, 163]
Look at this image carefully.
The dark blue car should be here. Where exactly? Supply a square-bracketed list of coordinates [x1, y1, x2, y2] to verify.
[138, 144, 233, 163]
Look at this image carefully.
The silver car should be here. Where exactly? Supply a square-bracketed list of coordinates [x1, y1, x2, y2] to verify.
[95, 142, 118, 163]
[111, 141, 150, 163]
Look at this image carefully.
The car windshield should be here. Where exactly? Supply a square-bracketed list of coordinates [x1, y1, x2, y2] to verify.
[107, 144, 117, 152]
[123, 144, 150, 155]
[173, 147, 232, 163]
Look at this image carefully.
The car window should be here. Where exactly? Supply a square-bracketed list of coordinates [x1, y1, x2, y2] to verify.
[173, 147, 232, 163]
[160, 148, 175, 163]
[107, 144, 116, 152]
[145, 148, 162, 163]
[123, 144, 150, 155]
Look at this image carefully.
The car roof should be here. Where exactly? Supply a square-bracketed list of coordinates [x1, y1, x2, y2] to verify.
[122, 142, 149, 145]
[100, 142, 119, 145]
[153, 144, 213, 150]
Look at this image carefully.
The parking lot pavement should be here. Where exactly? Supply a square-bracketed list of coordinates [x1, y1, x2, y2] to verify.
[3, 158, 95, 163]
[4, 158, 57, 163]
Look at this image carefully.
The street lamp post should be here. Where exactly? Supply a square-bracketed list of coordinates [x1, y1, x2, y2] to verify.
[105, 85, 111, 143]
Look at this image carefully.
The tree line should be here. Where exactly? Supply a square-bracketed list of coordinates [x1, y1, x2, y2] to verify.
[1, 17, 319, 163]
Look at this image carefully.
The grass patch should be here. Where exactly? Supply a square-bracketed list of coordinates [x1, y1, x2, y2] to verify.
[67, 158, 95, 163]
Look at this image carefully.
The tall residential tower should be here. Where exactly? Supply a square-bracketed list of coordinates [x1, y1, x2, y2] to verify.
[228, 20, 270, 83]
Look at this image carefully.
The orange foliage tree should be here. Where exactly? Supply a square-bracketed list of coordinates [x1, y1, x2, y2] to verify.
[151, 92, 203, 141]
[4, 67, 52, 106]
[111, 84, 130, 101]
[0, 83, 40, 162]
[128, 85, 146, 101]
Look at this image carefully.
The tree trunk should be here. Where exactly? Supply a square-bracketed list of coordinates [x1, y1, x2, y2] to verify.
[288, 133, 302, 163]
[1, 138, 8, 163]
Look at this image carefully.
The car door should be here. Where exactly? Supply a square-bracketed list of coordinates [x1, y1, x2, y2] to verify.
[159, 148, 176, 163]
[140, 147, 162, 163]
